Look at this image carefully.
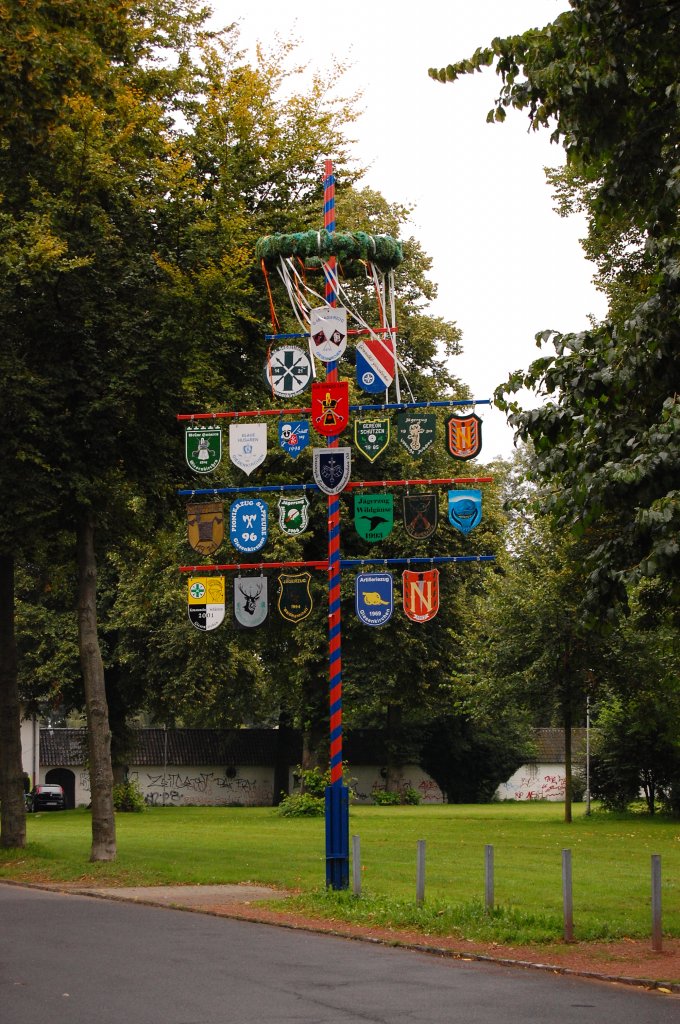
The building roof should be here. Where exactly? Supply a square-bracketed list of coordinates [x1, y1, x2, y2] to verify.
[40, 728, 302, 768]
[40, 726, 588, 768]
[533, 727, 588, 764]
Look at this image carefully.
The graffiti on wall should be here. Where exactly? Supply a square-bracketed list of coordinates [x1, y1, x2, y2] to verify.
[128, 769, 273, 807]
[497, 772, 566, 801]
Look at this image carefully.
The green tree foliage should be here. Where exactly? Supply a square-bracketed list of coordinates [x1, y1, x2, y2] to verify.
[590, 579, 680, 815]
[429, 0, 680, 612]
[0, 0, 215, 857]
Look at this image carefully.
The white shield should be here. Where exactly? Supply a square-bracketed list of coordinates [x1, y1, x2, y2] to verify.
[310, 306, 348, 362]
[229, 423, 267, 475]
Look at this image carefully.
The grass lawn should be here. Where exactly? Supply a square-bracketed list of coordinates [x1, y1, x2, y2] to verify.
[1, 802, 678, 945]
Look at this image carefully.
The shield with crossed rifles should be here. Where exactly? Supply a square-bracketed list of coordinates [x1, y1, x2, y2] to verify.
[402, 493, 438, 540]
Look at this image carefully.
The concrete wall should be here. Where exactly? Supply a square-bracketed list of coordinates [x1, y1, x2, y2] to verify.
[288, 765, 445, 804]
[126, 766, 274, 807]
[495, 762, 566, 801]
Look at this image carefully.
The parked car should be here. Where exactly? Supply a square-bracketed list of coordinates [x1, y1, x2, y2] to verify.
[28, 784, 66, 811]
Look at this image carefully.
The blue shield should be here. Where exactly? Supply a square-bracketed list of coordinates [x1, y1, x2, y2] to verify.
[448, 489, 482, 535]
[229, 498, 268, 553]
[278, 420, 310, 459]
[355, 572, 393, 626]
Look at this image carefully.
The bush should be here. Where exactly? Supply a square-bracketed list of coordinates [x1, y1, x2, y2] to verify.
[372, 789, 401, 806]
[402, 787, 421, 805]
[113, 780, 146, 812]
[277, 793, 325, 817]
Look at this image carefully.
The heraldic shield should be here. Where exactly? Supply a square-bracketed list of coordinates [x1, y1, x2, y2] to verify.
[310, 305, 348, 362]
[397, 413, 436, 457]
[446, 413, 483, 461]
[186, 501, 224, 556]
[187, 576, 225, 632]
[229, 497, 268, 553]
[402, 493, 438, 540]
[355, 572, 393, 627]
[448, 489, 482, 535]
[354, 419, 390, 463]
[354, 492, 393, 542]
[313, 447, 351, 495]
[402, 569, 440, 623]
[185, 426, 222, 474]
[311, 381, 349, 437]
[278, 495, 309, 536]
[277, 572, 313, 622]
[234, 575, 268, 628]
[264, 345, 312, 398]
[278, 419, 310, 459]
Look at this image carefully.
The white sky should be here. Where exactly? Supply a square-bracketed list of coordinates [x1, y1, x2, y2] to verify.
[209, 1, 607, 461]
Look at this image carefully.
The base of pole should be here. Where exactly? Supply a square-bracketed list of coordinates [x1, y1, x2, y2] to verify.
[325, 783, 349, 890]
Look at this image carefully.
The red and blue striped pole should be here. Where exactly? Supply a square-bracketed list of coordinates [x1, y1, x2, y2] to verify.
[324, 159, 349, 890]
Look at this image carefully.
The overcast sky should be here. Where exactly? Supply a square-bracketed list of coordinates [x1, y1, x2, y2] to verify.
[209, 1, 607, 461]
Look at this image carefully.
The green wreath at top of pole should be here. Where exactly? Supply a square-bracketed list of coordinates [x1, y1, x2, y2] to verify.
[255, 230, 404, 270]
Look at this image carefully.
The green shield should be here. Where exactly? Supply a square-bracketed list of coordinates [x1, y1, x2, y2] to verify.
[396, 413, 435, 457]
[354, 493, 394, 542]
[185, 426, 222, 474]
[354, 419, 390, 463]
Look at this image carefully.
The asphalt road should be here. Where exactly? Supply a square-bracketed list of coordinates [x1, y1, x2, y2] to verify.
[1, 885, 676, 1024]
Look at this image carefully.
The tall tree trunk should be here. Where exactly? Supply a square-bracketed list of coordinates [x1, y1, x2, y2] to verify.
[0, 555, 26, 848]
[563, 698, 573, 824]
[76, 512, 116, 861]
[383, 703, 403, 794]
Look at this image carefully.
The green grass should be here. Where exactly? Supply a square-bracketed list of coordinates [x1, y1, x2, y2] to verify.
[2, 802, 679, 944]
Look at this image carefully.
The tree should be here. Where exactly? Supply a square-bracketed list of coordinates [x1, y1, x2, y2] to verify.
[429, 0, 680, 614]
[465, 449, 610, 821]
[0, 0, 210, 857]
[590, 579, 680, 815]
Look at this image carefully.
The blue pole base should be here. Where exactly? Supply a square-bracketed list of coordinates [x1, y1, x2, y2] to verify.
[325, 783, 349, 890]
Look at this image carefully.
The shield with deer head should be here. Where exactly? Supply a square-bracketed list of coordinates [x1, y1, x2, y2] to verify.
[233, 576, 268, 628]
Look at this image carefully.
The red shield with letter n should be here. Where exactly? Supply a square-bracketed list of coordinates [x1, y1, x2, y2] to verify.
[402, 569, 439, 623]
[446, 413, 482, 460]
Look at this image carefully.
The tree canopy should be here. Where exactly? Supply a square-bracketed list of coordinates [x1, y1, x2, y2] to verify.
[429, 0, 680, 613]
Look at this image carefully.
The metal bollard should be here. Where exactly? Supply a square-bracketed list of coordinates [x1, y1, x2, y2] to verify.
[562, 849, 574, 942]
[485, 844, 494, 912]
[651, 854, 662, 952]
[352, 835, 361, 897]
[416, 839, 426, 905]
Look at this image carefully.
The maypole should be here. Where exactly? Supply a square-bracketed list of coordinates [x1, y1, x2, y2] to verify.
[177, 161, 497, 893]
[323, 160, 349, 889]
